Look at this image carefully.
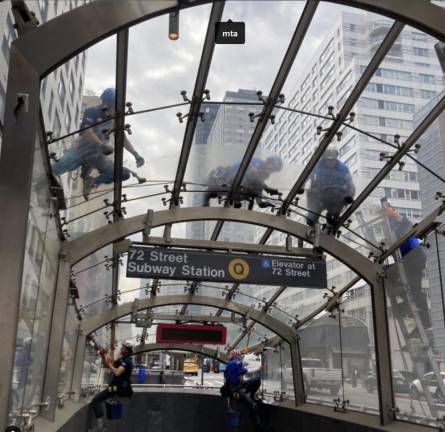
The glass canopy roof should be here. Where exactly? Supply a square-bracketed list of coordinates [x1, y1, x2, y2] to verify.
[40, 0, 445, 355]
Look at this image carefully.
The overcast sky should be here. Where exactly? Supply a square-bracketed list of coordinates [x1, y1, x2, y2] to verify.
[76, 1, 381, 299]
[80, 1, 378, 220]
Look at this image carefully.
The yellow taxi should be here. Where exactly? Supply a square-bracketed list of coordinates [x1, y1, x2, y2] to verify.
[183, 359, 199, 376]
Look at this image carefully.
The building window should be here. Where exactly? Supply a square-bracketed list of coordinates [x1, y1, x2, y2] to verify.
[420, 89, 436, 99]
[54, 111, 62, 137]
[58, 80, 66, 106]
[48, 91, 54, 121]
[419, 74, 434, 83]
[413, 47, 428, 57]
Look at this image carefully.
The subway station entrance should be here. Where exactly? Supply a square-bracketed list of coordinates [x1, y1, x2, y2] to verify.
[1, 1, 445, 431]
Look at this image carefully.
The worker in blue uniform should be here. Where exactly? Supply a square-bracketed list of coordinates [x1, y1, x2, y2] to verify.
[222, 349, 263, 430]
[382, 199, 430, 330]
[52, 88, 146, 200]
[89, 341, 134, 432]
[306, 147, 355, 227]
[203, 155, 283, 209]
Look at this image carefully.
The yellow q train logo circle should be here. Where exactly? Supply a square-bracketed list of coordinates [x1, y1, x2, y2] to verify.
[228, 258, 250, 281]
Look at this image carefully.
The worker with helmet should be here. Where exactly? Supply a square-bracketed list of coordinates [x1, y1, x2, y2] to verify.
[89, 341, 135, 432]
[52, 88, 146, 200]
[203, 155, 283, 209]
[222, 349, 263, 430]
[306, 147, 355, 227]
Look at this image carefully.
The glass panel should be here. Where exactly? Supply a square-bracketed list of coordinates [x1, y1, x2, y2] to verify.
[118, 106, 186, 219]
[345, 115, 445, 262]
[9, 134, 60, 418]
[261, 344, 282, 398]
[340, 287, 379, 415]
[336, 24, 445, 242]
[299, 312, 344, 407]
[73, 245, 113, 318]
[58, 303, 80, 397]
[183, 102, 264, 212]
[46, 35, 116, 238]
[384, 229, 445, 426]
[205, 1, 304, 101]
[259, 5, 395, 227]
[281, 343, 294, 400]
[127, 4, 211, 107]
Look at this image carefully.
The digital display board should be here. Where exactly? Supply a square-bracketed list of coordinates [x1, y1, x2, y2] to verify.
[127, 245, 327, 288]
[156, 324, 227, 345]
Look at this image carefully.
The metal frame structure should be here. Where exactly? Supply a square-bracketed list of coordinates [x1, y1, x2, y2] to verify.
[131, 343, 228, 363]
[1, 0, 445, 430]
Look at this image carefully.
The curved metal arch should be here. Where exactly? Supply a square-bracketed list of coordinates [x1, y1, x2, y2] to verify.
[82, 294, 296, 343]
[12, 0, 445, 78]
[132, 343, 228, 363]
[66, 207, 381, 287]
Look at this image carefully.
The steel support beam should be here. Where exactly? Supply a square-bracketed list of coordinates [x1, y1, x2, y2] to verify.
[71, 333, 86, 401]
[82, 295, 296, 343]
[290, 338, 305, 405]
[335, 94, 445, 231]
[370, 274, 394, 424]
[113, 29, 129, 220]
[280, 21, 404, 213]
[0, 49, 40, 430]
[334, 0, 445, 42]
[65, 208, 380, 288]
[41, 258, 72, 420]
[210, 1, 319, 240]
[132, 343, 228, 363]
[9, 1, 445, 82]
[168, 1, 224, 314]
[132, 312, 245, 325]
[170, 1, 224, 206]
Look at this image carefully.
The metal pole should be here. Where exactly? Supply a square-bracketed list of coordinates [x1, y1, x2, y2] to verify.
[290, 337, 305, 405]
[41, 259, 72, 421]
[371, 275, 395, 425]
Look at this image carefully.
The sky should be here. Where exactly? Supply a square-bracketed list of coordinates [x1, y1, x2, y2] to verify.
[74, 1, 383, 302]
[80, 1, 376, 219]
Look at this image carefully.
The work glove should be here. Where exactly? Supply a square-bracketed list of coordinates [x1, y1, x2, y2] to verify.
[135, 154, 145, 167]
[344, 196, 354, 204]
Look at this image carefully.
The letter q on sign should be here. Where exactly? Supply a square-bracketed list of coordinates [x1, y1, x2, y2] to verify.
[228, 258, 250, 281]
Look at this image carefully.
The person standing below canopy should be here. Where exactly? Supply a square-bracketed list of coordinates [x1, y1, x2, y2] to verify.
[89, 341, 135, 432]
[203, 155, 283, 209]
[306, 147, 355, 227]
[52, 88, 146, 200]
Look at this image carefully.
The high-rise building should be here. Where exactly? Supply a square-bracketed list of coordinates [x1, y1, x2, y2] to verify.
[186, 88, 262, 241]
[260, 11, 445, 369]
[415, 91, 445, 354]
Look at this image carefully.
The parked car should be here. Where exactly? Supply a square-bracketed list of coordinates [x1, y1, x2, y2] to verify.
[365, 371, 410, 394]
[410, 371, 445, 401]
[183, 359, 199, 376]
[285, 358, 342, 395]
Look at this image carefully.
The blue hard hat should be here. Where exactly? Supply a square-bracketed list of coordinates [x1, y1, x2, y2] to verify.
[100, 88, 116, 106]
[266, 155, 283, 171]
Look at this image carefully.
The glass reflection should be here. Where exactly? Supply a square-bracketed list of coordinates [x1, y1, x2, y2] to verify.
[384, 225, 445, 425]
